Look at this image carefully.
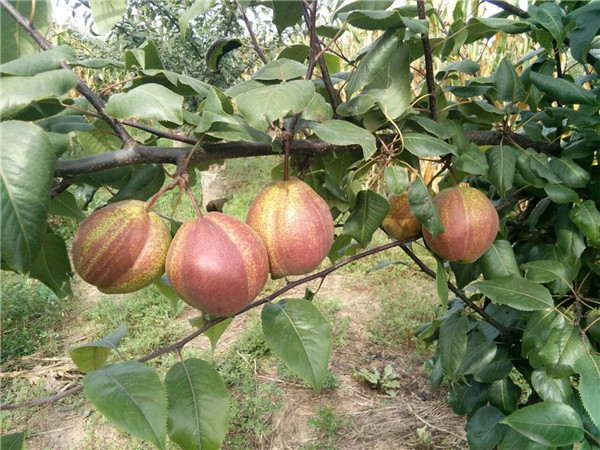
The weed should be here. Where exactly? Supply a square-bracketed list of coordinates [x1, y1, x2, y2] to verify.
[356, 364, 401, 396]
[302, 407, 351, 450]
[318, 298, 351, 348]
[415, 426, 434, 449]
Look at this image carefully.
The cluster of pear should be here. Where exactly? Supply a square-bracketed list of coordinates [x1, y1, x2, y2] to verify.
[72, 177, 334, 317]
[383, 185, 499, 263]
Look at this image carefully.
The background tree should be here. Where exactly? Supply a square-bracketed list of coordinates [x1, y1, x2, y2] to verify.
[1, 0, 599, 449]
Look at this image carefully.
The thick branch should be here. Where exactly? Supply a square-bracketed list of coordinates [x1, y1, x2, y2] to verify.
[417, 0, 438, 121]
[54, 131, 560, 177]
[0, 0, 134, 146]
[1, 237, 417, 411]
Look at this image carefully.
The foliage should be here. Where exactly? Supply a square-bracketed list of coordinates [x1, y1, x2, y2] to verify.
[1, 0, 600, 448]
[356, 364, 401, 396]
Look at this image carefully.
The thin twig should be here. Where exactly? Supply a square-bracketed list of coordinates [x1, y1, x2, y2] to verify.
[417, 0, 438, 121]
[235, 0, 268, 64]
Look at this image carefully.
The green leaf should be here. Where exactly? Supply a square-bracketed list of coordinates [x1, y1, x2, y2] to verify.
[154, 276, 182, 317]
[567, 2, 600, 63]
[206, 38, 243, 73]
[76, 119, 122, 155]
[555, 213, 586, 265]
[471, 275, 553, 311]
[0, 432, 25, 450]
[134, 69, 209, 97]
[343, 190, 389, 247]
[498, 428, 549, 450]
[327, 234, 360, 264]
[49, 191, 85, 221]
[530, 367, 573, 403]
[301, 93, 333, 123]
[466, 405, 508, 449]
[69, 325, 127, 373]
[189, 315, 233, 353]
[1, 121, 56, 273]
[474, 347, 513, 382]
[488, 378, 520, 415]
[435, 257, 449, 310]
[408, 116, 451, 140]
[486, 145, 518, 199]
[528, 3, 565, 43]
[537, 323, 589, 378]
[235, 80, 314, 131]
[408, 177, 444, 238]
[105, 84, 183, 125]
[501, 402, 583, 447]
[384, 166, 408, 195]
[449, 380, 488, 415]
[262, 299, 332, 394]
[310, 120, 376, 160]
[403, 134, 457, 158]
[345, 31, 399, 97]
[521, 259, 572, 286]
[271, 0, 303, 33]
[439, 312, 469, 378]
[339, 9, 409, 31]
[570, 200, 600, 241]
[436, 59, 480, 79]
[109, 164, 165, 203]
[495, 58, 526, 103]
[179, 0, 215, 39]
[529, 152, 561, 183]
[549, 158, 590, 189]
[479, 240, 519, 280]
[452, 144, 489, 175]
[530, 71, 599, 106]
[164, 358, 229, 450]
[0, 69, 78, 120]
[522, 309, 564, 359]
[252, 59, 308, 81]
[575, 354, 600, 429]
[83, 361, 167, 449]
[90, 0, 127, 34]
[0, 45, 74, 76]
[29, 228, 73, 299]
[1, 0, 50, 63]
[458, 331, 497, 376]
[544, 183, 579, 204]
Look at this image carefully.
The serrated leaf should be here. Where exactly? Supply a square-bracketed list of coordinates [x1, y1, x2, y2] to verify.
[530, 71, 599, 106]
[537, 323, 588, 378]
[310, 120, 376, 160]
[479, 240, 519, 280]
[235, 80, 314, 131]
[83, 361, 167, 449]
[530, 367, 573, 403]
[0, 69, 78, 120]
[488, 378, 520, 415]
[49, 191, 85, 221]
[521, 259, 573, 287]
[570, 200, 600, 241]
[0, 432, 25, 450]
[30, 228, 73, 299]
[343, 190, 389, 247]
[486, 145, 518, 199]
[466, 405, 508, 449]
[179, 0, 215, 39]
[206, 38, 242, 73]
[439, 312, 469, 378]
[384, 166, 408, 195]
[109, 164, 165, 203]
[452, 144, 489, 175]
[69, 325, 127, 373]
[471, 275, 553, 311]
[165, 358, 229, 450]
[1, 0, 50, 64]
[90, 0, 127, 34]
[522, 309, 564, 359]
[1, 121, 56, 273]
[253, 58, 308, 81]
[575, 354, 600, 428]
[403, 134, 457, 158]
[408, 177, 444, 238]
[495, 58, 526, 103]
[105, 84, 183, 124]
[501, 402, 583, 447]
[262, 299, 332, 394]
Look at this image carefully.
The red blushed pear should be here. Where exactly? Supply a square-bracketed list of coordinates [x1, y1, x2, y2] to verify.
[72, 200, 172, 294]
[246, 177, 334, 278]
[423, 186, 499, 264]
[382, 191, 422, 240]
[165, 212, 269, 317]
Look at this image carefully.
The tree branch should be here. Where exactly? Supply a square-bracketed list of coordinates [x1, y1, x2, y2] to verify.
[0, 0, 135, 146]
[0, 236, 418, 411]
[236, 0, 268, 64]
[417, 0, 438, 121]
[54, 130, 560, 178]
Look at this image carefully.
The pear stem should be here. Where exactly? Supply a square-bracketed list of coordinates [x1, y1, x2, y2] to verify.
[283, 131, 292, 181]
[185, 185, 202, 218]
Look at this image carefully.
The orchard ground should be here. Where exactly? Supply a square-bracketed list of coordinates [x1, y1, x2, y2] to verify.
[1, 156, 466, 449]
